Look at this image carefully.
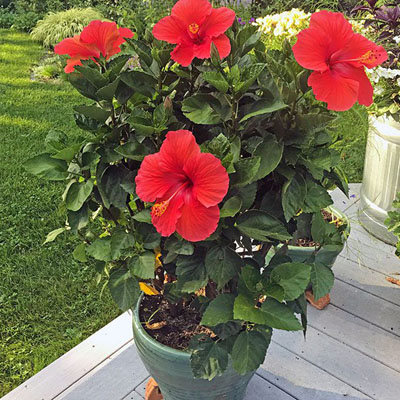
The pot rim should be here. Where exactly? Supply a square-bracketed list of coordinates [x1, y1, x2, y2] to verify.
[132, 294, 192, 360]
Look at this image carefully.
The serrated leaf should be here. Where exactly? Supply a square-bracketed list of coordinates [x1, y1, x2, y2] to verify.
[232, 157, 261, 187]
[133, 209, 152, 224]
[65, 180, 94, 212]
[205, 246, 243, 289]
[115, 140, 148, 161]
[303, 180, 333, 213]
[232, 331, 270, 374]
[220, 196, 242, 218]
[182, 94, 223, 125]
[110, 230, 135, 259]
[74, 105, 110, 123]
[73, 243, 87, 262]
[165, 236, 194, 255]
[108, 269, 140, 311]
[202, 71, 229, 93]
[236, 210, 291, 241]
[270, 262, 312, 301]
[129, 252, 155, 279]
[253, 136, 283, 180]
[68, 203, 89, 234]
[282, 174, 306, 221]
[24, 154, 68, 181]
[201, 294, 235, 326]
[176, 255, 208, 293]
[310, 263, 334, 301]
[260, 298, 303, 331]
[86, 238, 111, 261]
[240, 99, 287, 122]
[190, 336, 228, 380]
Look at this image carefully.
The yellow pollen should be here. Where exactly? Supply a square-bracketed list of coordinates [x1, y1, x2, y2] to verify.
[151, 200, 170, 217]
[359, 50, 378, 64]
[188, 23, 199, 34]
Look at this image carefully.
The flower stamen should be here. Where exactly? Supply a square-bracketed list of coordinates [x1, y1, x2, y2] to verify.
[151, 200, 170, 217]
[188, 23, 199, 34]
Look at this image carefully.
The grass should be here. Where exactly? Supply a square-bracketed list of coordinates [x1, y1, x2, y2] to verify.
[0, 29, 119, 397]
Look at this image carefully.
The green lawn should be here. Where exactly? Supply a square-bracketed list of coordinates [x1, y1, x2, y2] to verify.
[0, 28, 368, 397]
[0, 29, 119, 397]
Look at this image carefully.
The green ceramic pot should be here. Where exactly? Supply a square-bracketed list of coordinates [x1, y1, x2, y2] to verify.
[266, 206, 350, 268]
[132, 296, 255, 400]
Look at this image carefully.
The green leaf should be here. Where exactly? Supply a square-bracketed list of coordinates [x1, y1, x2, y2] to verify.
[43, 227, 66, 244]
[310, 262, 334, 301]
[240, 99, 287, 123]
[282, 174, 307, 221]
[303, 180, 333, 213]
[235, 63, 265, 94]
[115, 139, 148, 161]
[202, 71, 229, 93]
[65, 180, 94, 212]
[234, 294, 266, 324]
[86, 238, 111, 262]
[68, 203, 89, 234]
[52, 144, 81, 162]
[127, 116, 155, 137]
[253, 136, 283, 181]
[74, 105, 110, 123]
[133, 209, 152, 224]
[260, 298, 303, 331]
[176, 255, 208, 293]
[236, 210, 291, 242]
[231, 331, 270, 374]
[75, 65, 108, 88]
[68, 72, 98, 100]
[311, 212, 337, 244]
[231, 157, 261, 187]
[205, 246, 243, 289]
[220, 196, 242, 218]
[201, 294, 235, 326]
[110, 230, 135, 259]
[97, 165, 128, 209]
[129, 252, 155, 279]
[121, 70, 156, 98]
[24, 154, 68, 181]
[270, 263, 312, 301]
[73, 243, 87, 262]
[108, 269, 140, 311]
[182, 94, 223, 125]
[190, 336, 228, 380]
[96, 78, 119, 102]
[165, 236, 194, 255]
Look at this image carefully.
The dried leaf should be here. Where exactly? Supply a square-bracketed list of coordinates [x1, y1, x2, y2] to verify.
[146, 321, 167, 330]
[139, 282, 160, 295]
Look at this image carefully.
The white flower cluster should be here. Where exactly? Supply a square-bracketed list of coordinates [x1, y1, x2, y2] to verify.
[369, 66, 400, 83]
[255, 9, 311, 40]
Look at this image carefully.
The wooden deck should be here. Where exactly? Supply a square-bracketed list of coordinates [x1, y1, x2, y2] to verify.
[3, 184, 400, 400]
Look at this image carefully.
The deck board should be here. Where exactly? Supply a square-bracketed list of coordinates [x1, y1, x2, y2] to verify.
[3, 186, 400, 400]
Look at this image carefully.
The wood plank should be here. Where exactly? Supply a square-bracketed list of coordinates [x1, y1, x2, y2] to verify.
[2, 312, 134, 400]
[58, 343, 148, 400]
[331, 279, 400, 336]
[273, 327, 400, 400]
[333, 256, 400, 307]
[329, 184, 361, 212]
[258, 342, 369, 399]
[122, 391, 143, 400]
[134, 374, 296, 400]
[308, 304, 400, 373]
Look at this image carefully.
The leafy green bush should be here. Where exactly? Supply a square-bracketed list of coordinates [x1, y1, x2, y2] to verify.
[12, 11, 41, 32]
[0, 7, 14, 28]
[31, 8, 104, 48]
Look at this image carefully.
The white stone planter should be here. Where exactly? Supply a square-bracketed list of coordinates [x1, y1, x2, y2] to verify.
[359, 115, 400, 245]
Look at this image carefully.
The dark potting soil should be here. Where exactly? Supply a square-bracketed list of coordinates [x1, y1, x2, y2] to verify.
[139, 295, 214, 350]
[294, 209, 343, 247]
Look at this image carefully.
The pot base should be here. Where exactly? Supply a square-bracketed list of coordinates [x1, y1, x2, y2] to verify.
[145, 378, 163, 400]
[305, 290, 330, 310]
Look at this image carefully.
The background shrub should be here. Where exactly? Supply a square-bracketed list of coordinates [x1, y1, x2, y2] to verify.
[0, 7, 14, 28]
[31, 7, 104, 48]
[12, 11, 41, 32]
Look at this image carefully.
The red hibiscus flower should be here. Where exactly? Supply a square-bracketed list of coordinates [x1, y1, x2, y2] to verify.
[55, 20, 134, 73]
[135, 130, 229, 242]
[152, 0, 235, 67]
[292, 10, 387, 111]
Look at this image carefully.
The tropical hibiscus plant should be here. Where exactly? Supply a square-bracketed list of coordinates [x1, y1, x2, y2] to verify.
[25, 0, 386, 379]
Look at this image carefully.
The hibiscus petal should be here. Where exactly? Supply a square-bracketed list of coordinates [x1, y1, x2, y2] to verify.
[308, 69, 359, 111]
[171, 42, 195, 66]
[309, 10, 354, 51]
[80, 20, 120, 58]
[153, 16, 186, 44]
[199, 7, 235, 38]
[292, 27, 330, 72]
[211, 34, 231, 59]
[152, 196, 184, 237]
[171, 0, 212, 26]
[135, 153, 175, 203]
[54, 35, 99, 58]
[333, 63, 373, 107]
[64, 56, 84, 73]
[159, 130, 200, 172]
[194, 37, 212, 59]
[184, 153, 229, 208]
[331, 33, 388, 69]
[176, 197, 220, 242]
